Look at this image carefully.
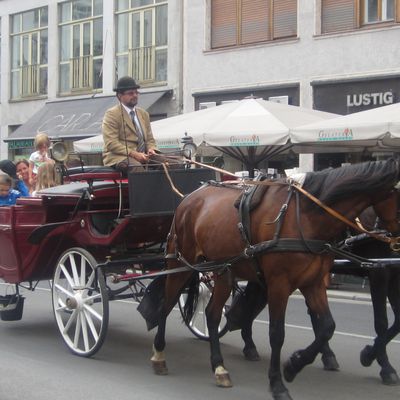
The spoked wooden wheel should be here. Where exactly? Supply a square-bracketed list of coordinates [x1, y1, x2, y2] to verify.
[179, 274, 229, 341]
[52, 247, 109, 357]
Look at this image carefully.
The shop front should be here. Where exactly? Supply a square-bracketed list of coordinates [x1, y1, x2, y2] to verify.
[5, 91, 171, 164]
[312, 75, 400, 169]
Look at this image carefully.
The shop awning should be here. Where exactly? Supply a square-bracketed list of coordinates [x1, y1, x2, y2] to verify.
[5, 91, 169, 143]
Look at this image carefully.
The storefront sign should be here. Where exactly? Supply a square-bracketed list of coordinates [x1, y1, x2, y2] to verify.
[193, 85, 300, 109]
[346, 91, 393, 107]
[313, 76, 400, 115]
[8, 140, 34, 149]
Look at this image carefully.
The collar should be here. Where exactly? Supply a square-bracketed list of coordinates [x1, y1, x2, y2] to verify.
[121, 103, 138, 115]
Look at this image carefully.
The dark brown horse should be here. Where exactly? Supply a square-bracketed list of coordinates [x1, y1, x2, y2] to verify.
[150, 160, 400, 400]
[233, 203, 400, 386]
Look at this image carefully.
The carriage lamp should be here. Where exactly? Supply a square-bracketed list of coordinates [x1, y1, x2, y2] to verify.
[50, 141, 69, 184]
[181, 133, 197, 159]
[51, 141, 69, 163]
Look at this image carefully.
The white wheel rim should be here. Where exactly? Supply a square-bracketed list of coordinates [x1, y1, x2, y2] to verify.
[180, 282, 227, 338]
[52, 250, 106, 355]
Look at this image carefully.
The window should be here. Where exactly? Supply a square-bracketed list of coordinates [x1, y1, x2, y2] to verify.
[211, 0, 297, 49]
[362, 0, 395, 23]
[59, 0, 103, 94]
[116, 0, 168, 85]
[10, 7, 48, 99]
[321, 0, 399, 34]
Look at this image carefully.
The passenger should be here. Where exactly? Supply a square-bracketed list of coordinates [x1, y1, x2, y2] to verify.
[29, 132, 54, 186]
[0, 159, 29, 197]
[15, 159, 34, 194]
[32, 163, 58, 196]
[0, 172, 24, 206]
[102, 76, 160, 175]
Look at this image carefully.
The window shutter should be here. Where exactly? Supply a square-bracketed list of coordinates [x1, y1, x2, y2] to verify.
[241, 0, 270, 44]
[273, 0, 297, 39]
[211, 0, 238, 48]
[321, 0, 356, 34]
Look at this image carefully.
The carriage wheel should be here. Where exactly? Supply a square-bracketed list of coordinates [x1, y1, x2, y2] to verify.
[178, 274, 229, 341]
[52, 247, 109, 357]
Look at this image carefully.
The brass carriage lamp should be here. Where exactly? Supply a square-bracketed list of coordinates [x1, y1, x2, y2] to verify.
[50, 141, 69, 184]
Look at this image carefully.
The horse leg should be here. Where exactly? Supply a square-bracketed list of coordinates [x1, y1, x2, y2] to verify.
[206, 273, 234, 388]
[266, 283, 293, 400]
[362, 270, 400, 385]
[308, 306, 340, 371]
[240, 281, 268, 361]
[152, 271, 194, 375]
[284, 284, 335, 383]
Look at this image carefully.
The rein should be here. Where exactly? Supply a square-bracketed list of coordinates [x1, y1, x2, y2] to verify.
[160, 155, 400, 252]
[237, 177, 399, 249]
[290, 182, 400, 249]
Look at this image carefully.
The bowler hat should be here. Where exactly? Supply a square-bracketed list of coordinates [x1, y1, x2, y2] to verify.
[0, 160, 17, 179]
[113, 76, 141, 92]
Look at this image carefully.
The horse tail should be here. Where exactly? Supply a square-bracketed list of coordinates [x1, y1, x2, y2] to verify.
[181, 273, 200, 325]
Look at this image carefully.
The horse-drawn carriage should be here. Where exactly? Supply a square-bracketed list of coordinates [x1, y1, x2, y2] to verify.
[1, 156, 400, 400]
[0, 163, 218, 356]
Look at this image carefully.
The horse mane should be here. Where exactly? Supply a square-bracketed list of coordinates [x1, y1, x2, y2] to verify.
[303, 159, 399, 206]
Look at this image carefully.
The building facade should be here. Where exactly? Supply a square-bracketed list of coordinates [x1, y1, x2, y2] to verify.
[0, 1, 399, 171]
[183, 0, 400, 171]
[0, 0, 183, 160]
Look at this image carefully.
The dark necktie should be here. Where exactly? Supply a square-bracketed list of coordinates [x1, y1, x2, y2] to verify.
[130, 110, 146, 153]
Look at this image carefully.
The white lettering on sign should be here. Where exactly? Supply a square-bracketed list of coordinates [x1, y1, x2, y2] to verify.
[346, 91, 394, 107]
[37, 112, 102, 133]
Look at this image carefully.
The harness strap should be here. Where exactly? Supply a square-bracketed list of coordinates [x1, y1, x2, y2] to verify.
[244, 238, 328, 257]
[291, 182, 394, 245]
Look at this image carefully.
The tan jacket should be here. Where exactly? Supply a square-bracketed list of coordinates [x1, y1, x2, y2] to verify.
[102, 104, 157, 166]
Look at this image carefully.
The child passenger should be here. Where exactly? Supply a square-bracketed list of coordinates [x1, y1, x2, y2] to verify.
[0, 173, 23, 206]
[32, 163, 58, 196]
[29, 132, 54, 186]
[0, 159, 29, 197]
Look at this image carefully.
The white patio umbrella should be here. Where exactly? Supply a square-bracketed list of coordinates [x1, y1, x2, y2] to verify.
[291, 102, 400, 150]
[73, 135, 104, 153]
[73, 98, 338, 175]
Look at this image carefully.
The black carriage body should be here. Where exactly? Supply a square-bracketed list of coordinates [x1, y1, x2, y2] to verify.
[128, 168, 215, 217]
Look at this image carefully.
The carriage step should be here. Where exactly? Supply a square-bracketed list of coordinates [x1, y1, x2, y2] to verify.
[0, 295, 25, 321]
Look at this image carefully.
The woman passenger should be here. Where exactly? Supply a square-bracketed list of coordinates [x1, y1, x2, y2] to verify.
[16, 159, 34, 194]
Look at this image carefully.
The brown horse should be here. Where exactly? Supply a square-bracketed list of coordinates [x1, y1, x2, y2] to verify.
[150, 160, 400, 400]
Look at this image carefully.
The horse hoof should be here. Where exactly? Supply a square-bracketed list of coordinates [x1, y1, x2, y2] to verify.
[271, 387, 293, 400]
[360, 345, 375, 367]
[322, 354, 340, 371]
[381, 371, 400, 386]
[152, 360, 168, 375]
[215, 366, 233, 388]
[283, 359, 297, 383]
[243, 347, 260, 361]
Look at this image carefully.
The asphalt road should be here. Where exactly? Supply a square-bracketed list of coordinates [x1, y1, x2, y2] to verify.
[0, 283, 399, 400]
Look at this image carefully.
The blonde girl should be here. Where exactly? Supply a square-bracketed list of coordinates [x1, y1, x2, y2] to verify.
[29, 132, 54, 186]
[32, 163, 58, 196]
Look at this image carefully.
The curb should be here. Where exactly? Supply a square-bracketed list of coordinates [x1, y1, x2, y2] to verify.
[293, 289, 371, 302]
[327, 289, 371, 302]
